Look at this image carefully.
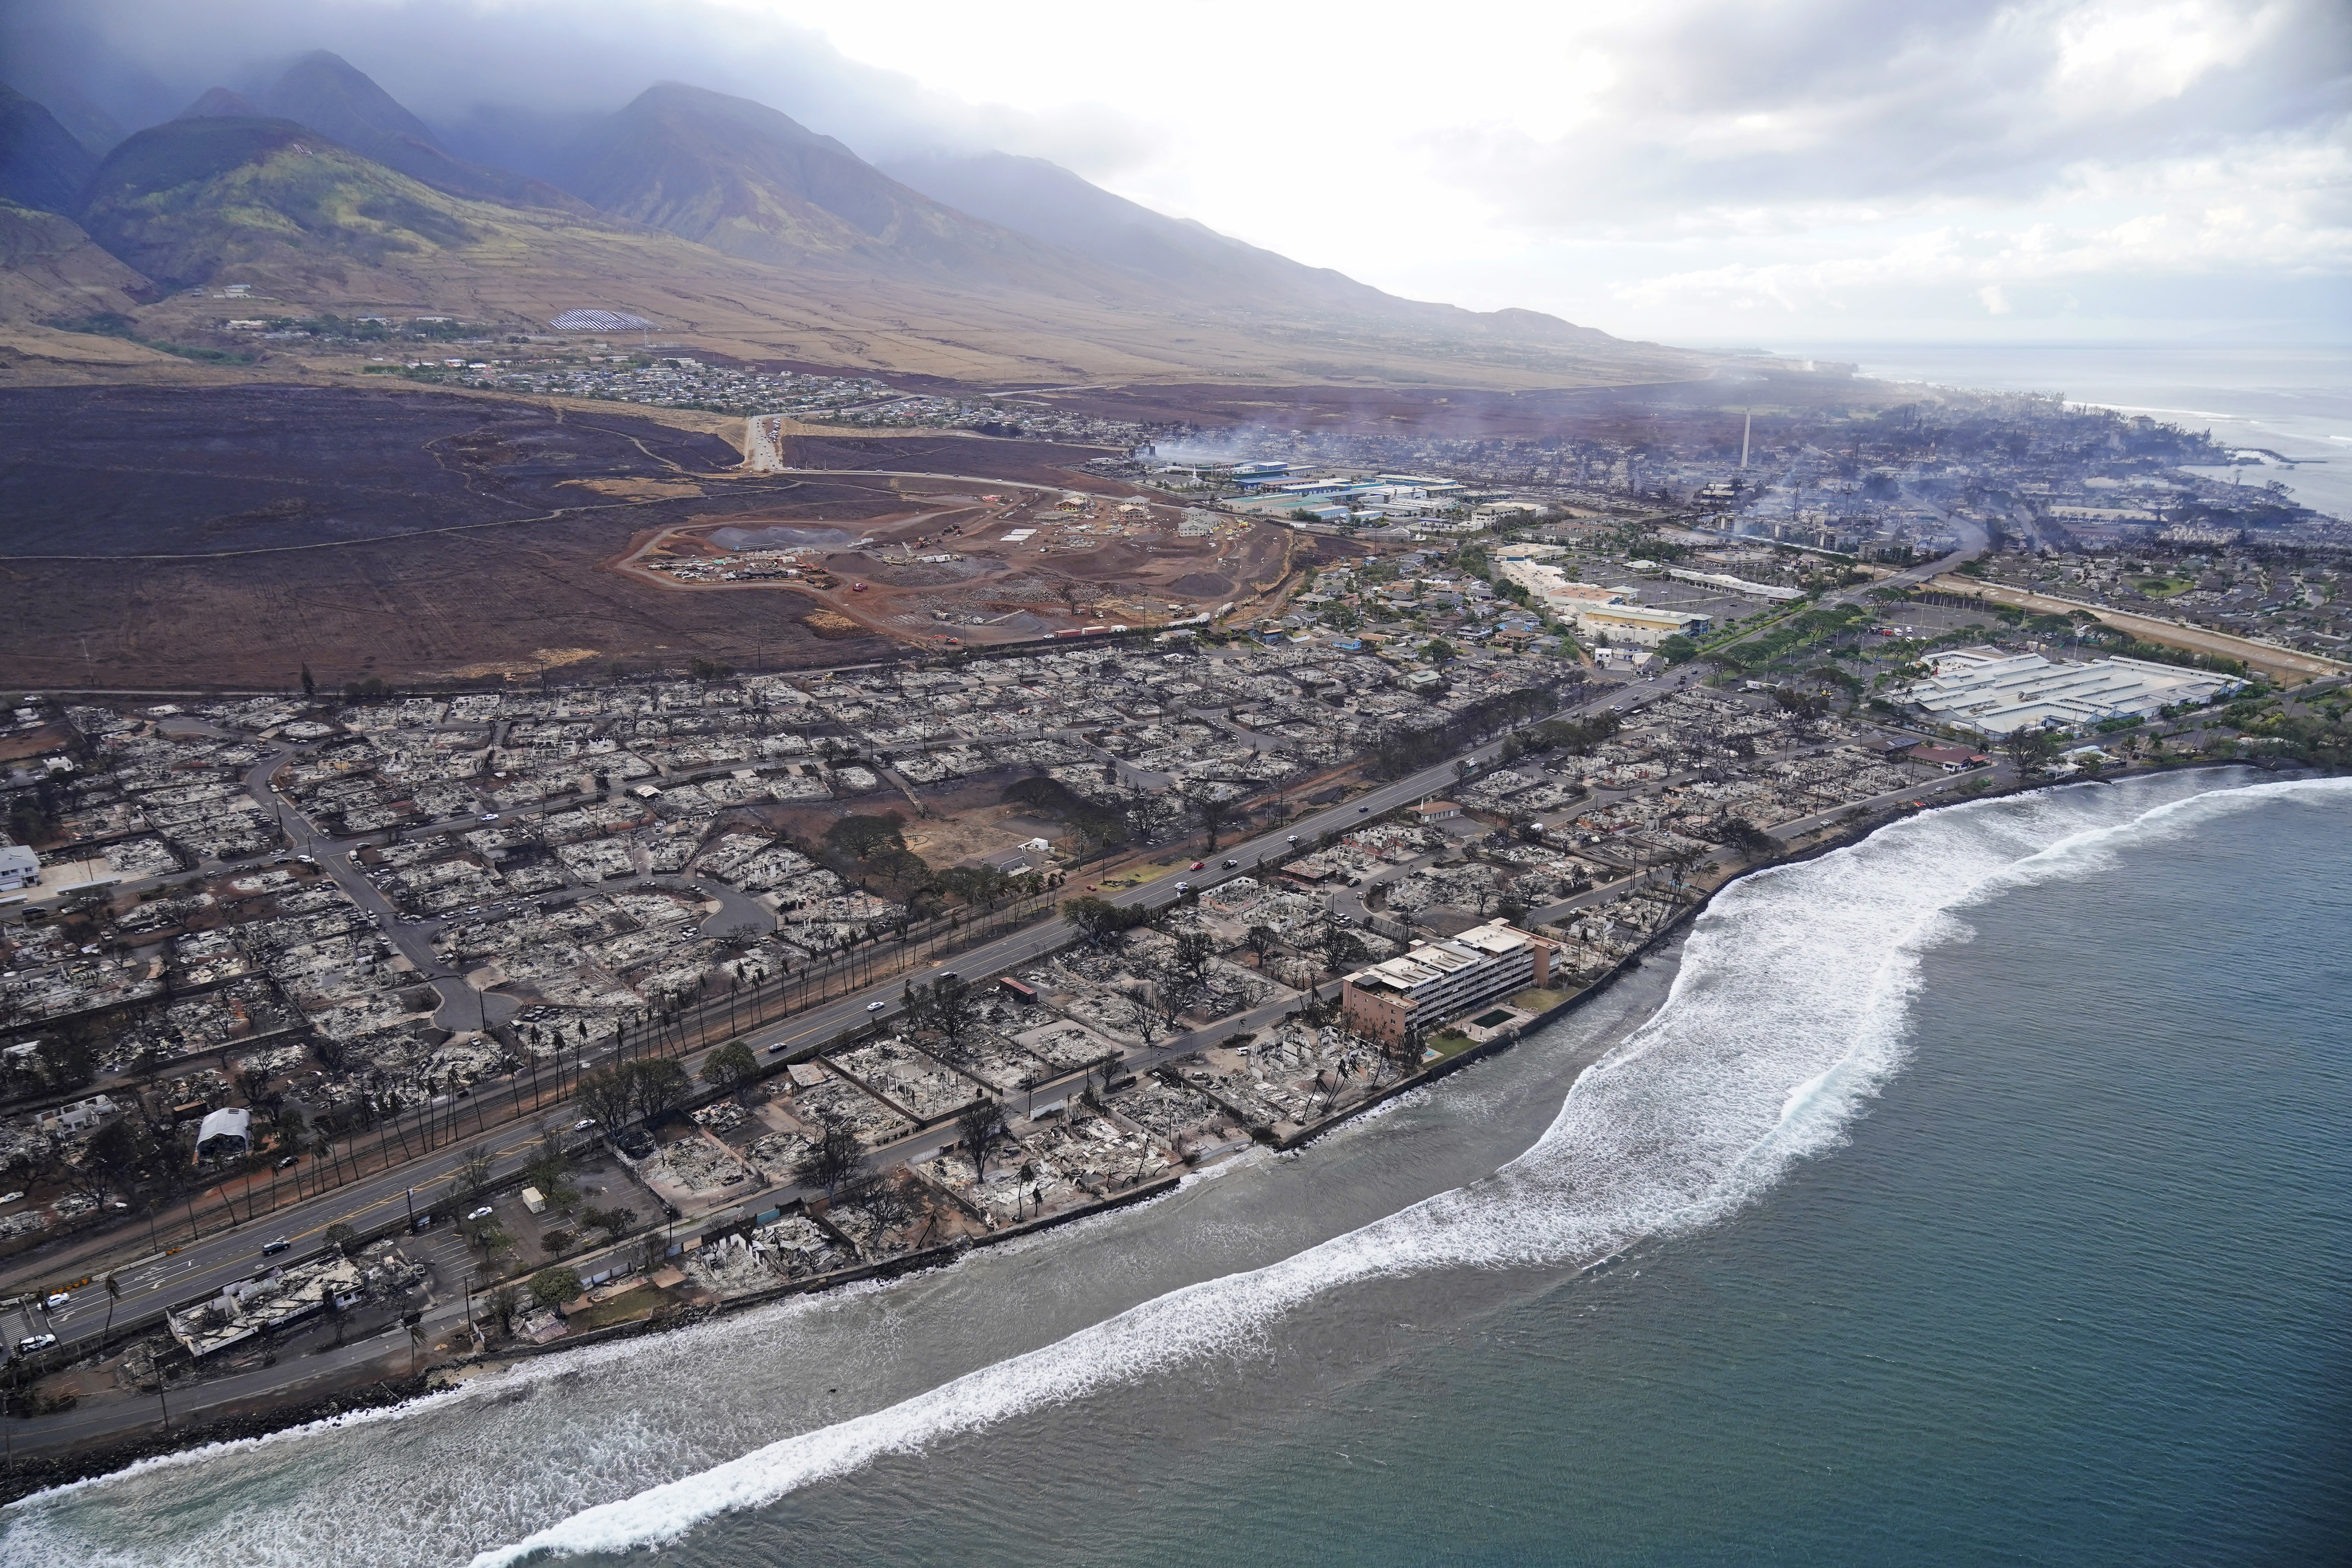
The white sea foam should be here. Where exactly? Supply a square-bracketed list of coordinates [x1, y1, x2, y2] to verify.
[10, 773, 2341, 1568]
[467, 777, 2352, 1565]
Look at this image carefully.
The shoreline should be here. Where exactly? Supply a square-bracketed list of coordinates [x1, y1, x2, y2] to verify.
[0, 760, 2308, 1503]
[0, 944, 1708, 1507]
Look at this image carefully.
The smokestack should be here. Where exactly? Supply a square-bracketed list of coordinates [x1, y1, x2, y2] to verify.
[1740, 410, 1752, 469]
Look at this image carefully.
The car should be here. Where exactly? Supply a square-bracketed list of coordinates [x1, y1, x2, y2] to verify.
[866, 1000, 887, 1012]
[43, 1291, 69, 1310]
[479, 812, 500, 822]
[574, 1118, 598, 1131]
[938, 970, 959, 982]
[1286, 834, 1300, 844]
[1174, 881, 1191, 893]
[465, 1205, 494, 1222]
[0, 1192, 22, 1206]
[1189, 861, 1205, 871]
[275, 1155, 299, 1170]
[1358, 804, 1369, 812]
[261, 1238, 290, 1256]
[17, 1334, 55, 1355]
[1222, 858, 1238, 868]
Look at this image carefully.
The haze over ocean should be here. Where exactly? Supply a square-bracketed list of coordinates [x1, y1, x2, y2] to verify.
[8, 770, 2344, 1566]
[1805, 343, 2352, 521]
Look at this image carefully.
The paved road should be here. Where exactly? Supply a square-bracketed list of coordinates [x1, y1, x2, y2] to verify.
[7, 664, 1705, 1374]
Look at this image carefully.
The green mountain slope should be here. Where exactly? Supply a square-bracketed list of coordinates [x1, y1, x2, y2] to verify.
[551, 82, 1127, 299]
[78, 116, 481, 291]
[256, 51, 593, 215]
[0, 199, 148, 321]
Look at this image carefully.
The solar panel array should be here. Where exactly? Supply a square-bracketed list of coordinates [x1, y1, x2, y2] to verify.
[548, 309, 654, 331]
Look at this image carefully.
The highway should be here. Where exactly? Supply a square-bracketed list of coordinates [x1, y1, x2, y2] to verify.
[9, 669, 1668, 1369]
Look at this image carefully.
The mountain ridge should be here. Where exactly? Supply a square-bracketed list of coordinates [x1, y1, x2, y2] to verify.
[5, 57, 1711, 390]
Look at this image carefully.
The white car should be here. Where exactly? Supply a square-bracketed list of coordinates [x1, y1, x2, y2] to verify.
[865, 1000, 887, 1013]
[465, 1205, 494, 1221]
[16, 1334, 55, 1355]
[479, 812, 499, 823]
[43, 1291, 68, 1310]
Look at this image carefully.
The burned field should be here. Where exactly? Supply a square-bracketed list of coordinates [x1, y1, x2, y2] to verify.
[615, 481, 1294, 649]
[0, 385, 1138, 689]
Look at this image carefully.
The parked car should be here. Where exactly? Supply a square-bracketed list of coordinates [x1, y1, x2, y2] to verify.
[261, 1238, 290, 1256]
[465, 1205, 493, 1222]
[17, 1334, 55, 1355]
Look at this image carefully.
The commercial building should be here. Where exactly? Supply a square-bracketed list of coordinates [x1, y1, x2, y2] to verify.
[1340, 920, 1560, 1047]
[1574, 603, 1712, 647]
[1666, 567, 1805, 602]
[1903, 650, 2240, 737]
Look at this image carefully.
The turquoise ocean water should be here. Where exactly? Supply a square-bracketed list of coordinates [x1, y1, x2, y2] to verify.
[8, 770, 2347, 1566]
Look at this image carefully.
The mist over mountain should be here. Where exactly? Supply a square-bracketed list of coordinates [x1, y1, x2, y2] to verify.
[246, 52, 594, 214]
[0, 84, 99, 215]
[540, 83, 1130, 300]
[0, 34, 1707, 388]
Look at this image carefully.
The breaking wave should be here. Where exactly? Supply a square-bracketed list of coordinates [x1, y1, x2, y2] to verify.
[462, 774, 2348, 1565]
[9, 771, 2339, 1568]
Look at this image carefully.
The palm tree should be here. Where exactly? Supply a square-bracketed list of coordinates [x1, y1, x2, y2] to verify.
[101, 1274, 120, 1343]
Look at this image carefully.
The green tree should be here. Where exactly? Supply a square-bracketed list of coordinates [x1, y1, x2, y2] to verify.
[700, 1040, 760, 1092]
[529, 1266, 584, 1311]
[629, 1058, 691, 1123]
[575, 1065, 635, 1129]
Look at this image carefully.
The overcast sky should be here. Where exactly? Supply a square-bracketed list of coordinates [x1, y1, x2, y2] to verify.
[10, 0, 2347, 346]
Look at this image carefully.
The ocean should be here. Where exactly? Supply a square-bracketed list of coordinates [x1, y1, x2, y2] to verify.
[7, 770, 2348, 1566]
[1793, 342, 2352, 522]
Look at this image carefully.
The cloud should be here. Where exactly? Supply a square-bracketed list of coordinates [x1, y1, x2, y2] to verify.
[3, 0, 2343, 344]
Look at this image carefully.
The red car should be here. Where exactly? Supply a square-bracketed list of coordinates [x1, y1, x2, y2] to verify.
[1188, 861, 1205, 871]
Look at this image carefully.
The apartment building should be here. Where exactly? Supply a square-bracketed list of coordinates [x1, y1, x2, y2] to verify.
[1341, 920, 1560, 1046]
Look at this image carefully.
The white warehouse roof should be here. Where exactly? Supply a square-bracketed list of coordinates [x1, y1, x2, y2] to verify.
[1905, 650, 2238, 736]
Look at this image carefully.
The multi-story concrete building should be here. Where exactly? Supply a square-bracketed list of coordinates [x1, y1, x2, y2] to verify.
[1341, 920, 1561, 1047]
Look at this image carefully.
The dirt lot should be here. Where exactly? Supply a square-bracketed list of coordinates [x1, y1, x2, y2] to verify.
[0, 385, 1138, 689]
[612, 477, 1294, 649]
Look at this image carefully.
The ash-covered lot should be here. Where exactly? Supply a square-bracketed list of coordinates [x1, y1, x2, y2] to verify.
[0, 385, 1117, 688]
[0, 383, 742, 556]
